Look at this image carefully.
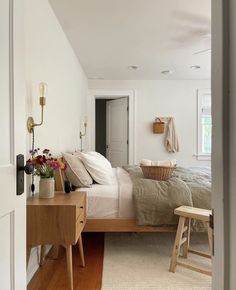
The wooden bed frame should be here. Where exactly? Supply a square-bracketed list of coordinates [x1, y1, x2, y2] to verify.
[55, 168, 176, 233]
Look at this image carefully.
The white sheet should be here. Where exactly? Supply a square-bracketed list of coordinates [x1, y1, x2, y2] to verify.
[76, 167, 134, 218]
[76, 183, 119, 218]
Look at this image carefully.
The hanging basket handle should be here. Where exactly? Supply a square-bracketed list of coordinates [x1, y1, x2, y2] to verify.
[155, 117, 164, 123]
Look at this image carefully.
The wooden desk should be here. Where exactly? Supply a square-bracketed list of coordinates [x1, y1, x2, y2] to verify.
[27, 191, 87, 290]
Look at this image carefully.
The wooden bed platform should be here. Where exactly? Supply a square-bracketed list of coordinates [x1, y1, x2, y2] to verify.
[55, 167, 176, 233]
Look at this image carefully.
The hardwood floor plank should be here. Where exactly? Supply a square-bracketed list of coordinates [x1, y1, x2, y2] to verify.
[27, 233, 104, 290]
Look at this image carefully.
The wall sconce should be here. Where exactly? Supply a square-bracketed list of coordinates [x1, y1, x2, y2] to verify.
[27, 82, 47, 133]
[80, 117, 87, 151]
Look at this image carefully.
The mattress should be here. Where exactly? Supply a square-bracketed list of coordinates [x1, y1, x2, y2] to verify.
[76, 167, 135, 219]
[76, 183, 119, 218]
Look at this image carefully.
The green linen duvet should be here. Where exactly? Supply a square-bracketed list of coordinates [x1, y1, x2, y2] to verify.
[123, 166, 211, 231]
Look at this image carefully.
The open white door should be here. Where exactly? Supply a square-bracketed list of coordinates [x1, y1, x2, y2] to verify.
[106, 98, 128, 167]
[0, 0, 26, 289]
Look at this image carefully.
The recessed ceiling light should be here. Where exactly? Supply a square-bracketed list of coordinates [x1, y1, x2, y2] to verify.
[128, 65, 139, 70]
[161, 70, 173, 75]
[89, 77, 104, 80]
[190, 65, 201, 70]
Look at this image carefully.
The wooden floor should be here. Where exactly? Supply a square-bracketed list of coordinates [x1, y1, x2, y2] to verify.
[27, 233, 105, 290]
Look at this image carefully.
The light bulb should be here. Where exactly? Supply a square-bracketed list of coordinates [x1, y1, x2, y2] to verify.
[39, 82, 47, 98]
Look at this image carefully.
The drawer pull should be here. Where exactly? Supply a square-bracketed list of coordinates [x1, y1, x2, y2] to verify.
[80, 221, 84, 224]
[80, 206, 84, 209]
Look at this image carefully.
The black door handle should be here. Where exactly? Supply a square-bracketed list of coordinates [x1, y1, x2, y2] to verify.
[16, 154, 25, 195]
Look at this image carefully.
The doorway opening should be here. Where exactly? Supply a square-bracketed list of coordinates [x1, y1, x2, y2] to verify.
[88, 89, 135, 165]
[95, 97, 129, 167]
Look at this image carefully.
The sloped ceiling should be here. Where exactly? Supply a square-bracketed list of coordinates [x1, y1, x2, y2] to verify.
[50, 0, 211, 80]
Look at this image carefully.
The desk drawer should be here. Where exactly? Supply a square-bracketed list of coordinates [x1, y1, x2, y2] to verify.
[76, 212, 86, 240]
[76, 195, 86, 219]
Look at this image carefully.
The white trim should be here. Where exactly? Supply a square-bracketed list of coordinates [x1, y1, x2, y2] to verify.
[9, 0, 14, 166]
[212, 0, 227, 288]
[88, 89, 136, 165]
[197, 88, 212, 160]
[193, 153, 211, 161]
[10, 211, 14, 290]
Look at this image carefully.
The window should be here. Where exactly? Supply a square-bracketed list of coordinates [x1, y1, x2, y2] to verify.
[197, 89, 212, 160]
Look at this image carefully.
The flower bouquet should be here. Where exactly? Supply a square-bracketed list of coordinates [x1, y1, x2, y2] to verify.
[26, 149, 66, 198]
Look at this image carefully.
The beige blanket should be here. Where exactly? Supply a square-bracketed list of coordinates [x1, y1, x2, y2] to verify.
[123, 166, 211, 231]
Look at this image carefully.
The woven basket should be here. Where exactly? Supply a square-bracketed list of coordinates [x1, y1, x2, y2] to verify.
[153, 118, 165, 134]
[141, 165, 176, 181]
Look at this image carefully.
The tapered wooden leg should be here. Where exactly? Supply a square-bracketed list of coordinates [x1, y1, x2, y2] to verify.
[26, 246, 31, 267]
[208, 224, 213, 256]
[169, 216, 186, 273]
[66, 245, 73, 290]
[39, 245, 46, 266]
[78, 235, 85, 267]
[50, 245, 60, 260]
[182, 218, 191, 258]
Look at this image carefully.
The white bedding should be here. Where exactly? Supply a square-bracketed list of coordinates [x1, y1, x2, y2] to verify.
[76, 167, 134, 218]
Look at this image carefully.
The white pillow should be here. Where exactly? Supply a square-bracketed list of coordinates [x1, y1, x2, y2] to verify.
[62, 153, 93, 187]
[79, 151, 115, 185]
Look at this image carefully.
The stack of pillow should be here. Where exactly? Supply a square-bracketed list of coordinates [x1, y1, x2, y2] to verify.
[62, 151, 116, 188]
[140, 159, 177, 167]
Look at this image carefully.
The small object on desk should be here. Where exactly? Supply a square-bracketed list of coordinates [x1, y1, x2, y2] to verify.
[64, 180, 72, 193]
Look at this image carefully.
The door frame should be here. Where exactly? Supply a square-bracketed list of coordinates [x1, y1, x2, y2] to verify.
[212, 0, 229, 289]
[88, 90, 136, 165]
[0, 0, 26, 288]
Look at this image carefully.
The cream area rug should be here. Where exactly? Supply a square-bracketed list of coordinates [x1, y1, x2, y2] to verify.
[102, 233, 211, 290]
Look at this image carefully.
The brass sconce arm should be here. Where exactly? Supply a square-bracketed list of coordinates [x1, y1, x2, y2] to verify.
[80, 121, 87, 139]
[80, 118, 88, 152]
[27, 83, 47, 133]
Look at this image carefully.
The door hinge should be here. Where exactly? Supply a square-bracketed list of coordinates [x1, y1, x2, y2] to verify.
[209, 209, 214, 256]
[127, 140, 129, 145]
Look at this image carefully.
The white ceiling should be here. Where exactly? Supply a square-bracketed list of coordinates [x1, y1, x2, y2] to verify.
[49, 0, 211, 80]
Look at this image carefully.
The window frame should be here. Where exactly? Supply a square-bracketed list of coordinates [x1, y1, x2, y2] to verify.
[197, 89, 212, 161]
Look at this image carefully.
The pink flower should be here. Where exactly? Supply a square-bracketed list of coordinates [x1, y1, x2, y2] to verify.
[48, 160, 60, 170]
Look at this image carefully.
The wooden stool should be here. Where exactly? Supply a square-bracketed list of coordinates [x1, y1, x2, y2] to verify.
[169, 206, 212, 276]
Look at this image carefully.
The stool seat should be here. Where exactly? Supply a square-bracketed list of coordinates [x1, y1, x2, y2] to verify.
[174, 206, 212, 222]
[169, 206, 212, 276]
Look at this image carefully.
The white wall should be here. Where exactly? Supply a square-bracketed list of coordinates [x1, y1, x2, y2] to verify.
[89, 79, 210, 167]
[25, 0, 88, 155]
[25, 0, 88, 282]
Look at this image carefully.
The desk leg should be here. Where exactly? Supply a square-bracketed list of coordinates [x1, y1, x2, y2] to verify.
[66, 245, 73, 290]
[39, 245, 46, 266]
[78, 235, 85, 267]
[50, 245, 60, 260]
[27, 246, 31, 267]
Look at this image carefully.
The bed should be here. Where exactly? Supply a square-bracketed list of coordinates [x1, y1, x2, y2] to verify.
[55, 165, 211, 233]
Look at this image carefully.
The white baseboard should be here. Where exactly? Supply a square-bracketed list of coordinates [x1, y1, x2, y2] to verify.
[27, 245, 52, 284]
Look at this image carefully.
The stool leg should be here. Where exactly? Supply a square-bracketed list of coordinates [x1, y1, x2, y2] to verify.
[207, 223, 213, 256]
[169, 216, 186, 273]
[182, 218, 191, 258]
